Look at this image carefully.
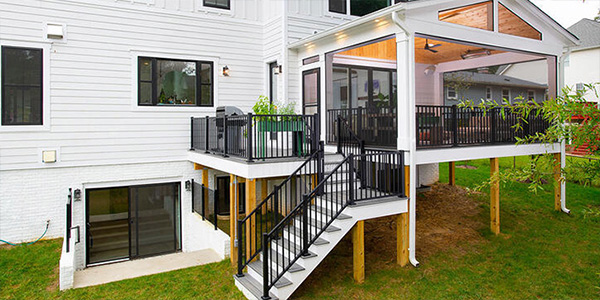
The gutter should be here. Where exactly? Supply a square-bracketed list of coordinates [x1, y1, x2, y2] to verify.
[391, 10, 420, 268]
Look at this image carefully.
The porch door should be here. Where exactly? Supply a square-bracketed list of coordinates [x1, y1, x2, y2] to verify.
[86, 182, 181, 265]
[216, 176, 245, 216]
[302, 69, 320, 115]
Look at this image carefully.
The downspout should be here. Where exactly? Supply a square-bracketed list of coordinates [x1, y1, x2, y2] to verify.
[558, 47, 571, 214]
[392, 10, 420, 267]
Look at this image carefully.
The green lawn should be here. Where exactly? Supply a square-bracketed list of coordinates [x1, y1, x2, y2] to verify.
[1, 157, 599, 299]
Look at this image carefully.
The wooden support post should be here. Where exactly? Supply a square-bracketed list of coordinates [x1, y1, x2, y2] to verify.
[490, 158, 500, 235]
[194, 163, 205, 170]
[553, 153, 561, 211]
[404, 166, 410, 198]
[397, 213, 409, 266]
[245, 178, 257, 259]
[261, 178, 268, 214]
[449, 161, 456, 186]
[352, 220, 365, 283]
[230, 174, 237, 264]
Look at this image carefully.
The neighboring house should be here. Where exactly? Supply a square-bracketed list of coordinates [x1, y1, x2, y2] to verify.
[565, 18, 600, 102]
[0, 1, 578, 299]
[443, 71, 548, 105]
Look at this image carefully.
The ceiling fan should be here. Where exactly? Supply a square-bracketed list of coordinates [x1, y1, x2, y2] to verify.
[424, 39, 442, 53]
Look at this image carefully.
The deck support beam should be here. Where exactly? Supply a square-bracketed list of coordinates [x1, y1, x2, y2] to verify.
[245, 178, 257, 259]
[449, 161, 456, 186]
[352, 220, 365, 283]
[490, 158, 500, 235]
[230, 174, 238, 264]
[553, 153, 561, 211]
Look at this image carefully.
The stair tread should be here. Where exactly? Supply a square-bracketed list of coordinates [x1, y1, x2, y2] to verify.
[273, 237, 329, 254]
[309, 205, 351, 220]
[234, 274, 279, 300]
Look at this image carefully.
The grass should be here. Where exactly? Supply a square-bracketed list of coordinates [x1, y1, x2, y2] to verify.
[2, 156, 599, 299]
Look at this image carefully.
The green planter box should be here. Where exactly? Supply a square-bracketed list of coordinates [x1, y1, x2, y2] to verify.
[256, 120, 305, 132]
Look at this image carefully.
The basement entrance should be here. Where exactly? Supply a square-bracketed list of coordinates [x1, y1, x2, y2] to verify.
[86, 182, 181, 265]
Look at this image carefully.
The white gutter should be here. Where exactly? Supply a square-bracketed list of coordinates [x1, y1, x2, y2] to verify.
[392, 11, 420, 268]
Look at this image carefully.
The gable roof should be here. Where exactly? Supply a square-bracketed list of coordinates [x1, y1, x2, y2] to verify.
[568, 18, 600, 51]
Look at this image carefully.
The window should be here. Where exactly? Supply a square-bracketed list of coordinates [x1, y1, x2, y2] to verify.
[502, 88, 511, 104]
[447, 86, 457, 100]
[329, 0, 388, 16]
[498, 3, 541, 40]
[527, 90, 535, 102]
[302, 55, 320, 65]
[1, 46, 43, 125]
[329, 0, 346, 14]
[303, 69, 320, 115]
[204, 0, 230, 10]
[439, 1, 493, 31]
[576, 83, 584, 92]
[138, 57, 213, 107]
[486, 87, 492, 100]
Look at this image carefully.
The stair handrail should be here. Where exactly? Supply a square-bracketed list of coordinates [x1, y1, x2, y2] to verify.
[259, 150, 406, 299]
[336, 115, 365, 157]
[236, 142, 324, 276]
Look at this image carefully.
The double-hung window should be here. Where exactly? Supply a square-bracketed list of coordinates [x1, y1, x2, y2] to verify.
[1, 46, 43, 125]
[138, 57, 213, 107]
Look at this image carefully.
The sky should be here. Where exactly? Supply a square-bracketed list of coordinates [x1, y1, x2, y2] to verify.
[530, 0, 600, 28]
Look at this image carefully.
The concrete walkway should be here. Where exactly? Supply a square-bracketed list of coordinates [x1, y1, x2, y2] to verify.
[73, 249, 222, 288]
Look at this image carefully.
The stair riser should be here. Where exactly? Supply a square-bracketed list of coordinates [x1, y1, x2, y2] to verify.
[246, 265, 297, 290]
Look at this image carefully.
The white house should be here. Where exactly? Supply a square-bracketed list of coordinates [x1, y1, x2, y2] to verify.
[0, 1, 578, 299]
[564, 18, 600, 102]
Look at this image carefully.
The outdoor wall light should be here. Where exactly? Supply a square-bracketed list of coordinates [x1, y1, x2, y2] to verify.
[185, 180, 192, 191]
[274, 65, 282, 74]
[73, 189, 81, 201]
[222, 65, 230, 76]
[46, 23, 64, 40]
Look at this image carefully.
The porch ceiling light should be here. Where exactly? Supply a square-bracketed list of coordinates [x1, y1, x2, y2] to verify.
[222, 65, 230, 76]
[461, 49, 491, 60]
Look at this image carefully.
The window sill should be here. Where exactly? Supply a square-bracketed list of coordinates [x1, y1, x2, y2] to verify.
[132, 105, 216, 113]
[0, 124, 50, 132]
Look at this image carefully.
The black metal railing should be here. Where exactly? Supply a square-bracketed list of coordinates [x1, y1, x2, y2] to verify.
[236, 142, 325, 276]
[192, 180, 219, 231]
[65, 188, 73, 253]
[327, 106, 397, 149]
[192, 114, 319, 161]
[336, 115, 365, 158]
[258, 151, 405, 299]
[415, 105, 550, 148]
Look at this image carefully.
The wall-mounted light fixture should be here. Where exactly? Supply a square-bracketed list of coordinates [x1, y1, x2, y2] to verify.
[424, 65, 437, 75]
[73, 189, 81, 201]
[222, 65, 230, 76]
[185, 180, 192, 191]
[42, 150, 57, 163]
[273, 65, 282, 75]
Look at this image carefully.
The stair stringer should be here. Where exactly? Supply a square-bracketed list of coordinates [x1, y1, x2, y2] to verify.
[270, 197, 409, 300]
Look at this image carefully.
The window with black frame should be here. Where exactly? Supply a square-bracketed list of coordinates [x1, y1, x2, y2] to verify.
[138, 57, 213, 107]
[204, 0, 230, 10]
[329, 0, 390, 16]
[1, 46, 43, 125]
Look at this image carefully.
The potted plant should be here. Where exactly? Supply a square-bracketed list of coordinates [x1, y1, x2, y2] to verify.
[252, 96, 301, 132]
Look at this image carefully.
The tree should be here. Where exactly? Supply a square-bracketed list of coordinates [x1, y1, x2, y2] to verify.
[461, 83, 600, 192]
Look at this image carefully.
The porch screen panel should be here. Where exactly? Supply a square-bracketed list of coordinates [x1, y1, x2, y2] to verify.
[351, 69, 369, 108]
[328, 0, 346, 14]
[438, 1, 493, 31]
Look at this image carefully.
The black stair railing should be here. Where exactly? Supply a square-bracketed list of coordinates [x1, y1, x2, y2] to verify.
[260, 150, 405, 299]
[236, 142, 325, 276]
[336, 115, 365, 158]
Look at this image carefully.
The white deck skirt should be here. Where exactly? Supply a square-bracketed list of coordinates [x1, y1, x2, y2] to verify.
[187, 151, 305, 179]
[415, 143, 561, 165]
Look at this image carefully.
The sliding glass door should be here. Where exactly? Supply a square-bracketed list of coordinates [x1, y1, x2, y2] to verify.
[86, 182, 181, 265]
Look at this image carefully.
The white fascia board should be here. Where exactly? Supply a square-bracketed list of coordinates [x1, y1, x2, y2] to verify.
[187, 151, 305, 179]
[415, 143, 561, 165]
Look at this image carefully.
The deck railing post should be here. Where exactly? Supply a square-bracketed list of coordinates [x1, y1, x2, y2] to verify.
[205, 116, 210, 153]
[237, 220, 244, 277]
[190, 117, 195, 151]
[261, 233, 270, 300]
[357, 107, 363, 138]
[491, 108, 497, 144]
[247, 113, 253, 162]
[359, 140, 366, 188]
[313, 113, 320, 155]
[349, 154, 355, 205]
[452, 105, 458, 146]
[302, 194, 310, 256]
[317, 141, 324, 195]
[223, 115, 229, 157]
